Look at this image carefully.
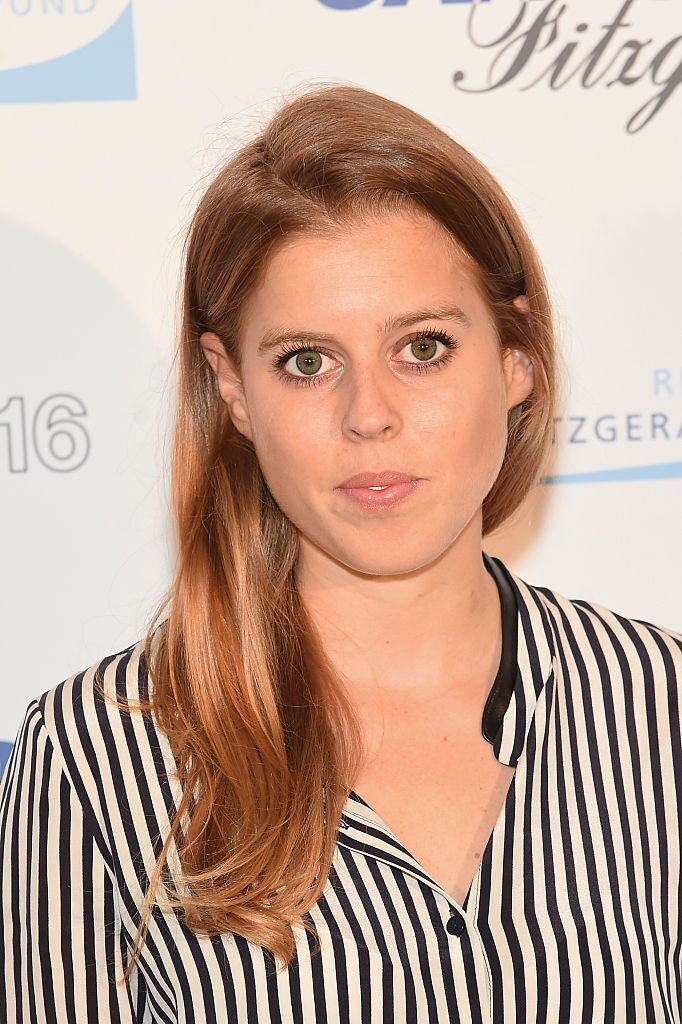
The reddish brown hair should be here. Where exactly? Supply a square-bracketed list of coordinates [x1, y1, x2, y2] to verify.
[101, 81, 558, 981]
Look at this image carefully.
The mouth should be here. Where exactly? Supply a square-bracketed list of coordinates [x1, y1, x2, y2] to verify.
[335, 478, 424, 511]
[337, 469, 419, 489]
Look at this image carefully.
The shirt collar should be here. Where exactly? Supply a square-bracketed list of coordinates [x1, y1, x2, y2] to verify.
[340, 552, 556, 846]
[481, 551, 555, 767]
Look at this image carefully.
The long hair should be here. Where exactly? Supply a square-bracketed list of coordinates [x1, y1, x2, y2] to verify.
[99, 81, 558, 981]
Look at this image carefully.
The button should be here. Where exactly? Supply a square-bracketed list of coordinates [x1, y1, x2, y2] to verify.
[446, 911, 466, 936]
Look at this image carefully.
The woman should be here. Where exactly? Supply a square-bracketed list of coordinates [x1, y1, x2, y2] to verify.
[1, 83, 680, 1023]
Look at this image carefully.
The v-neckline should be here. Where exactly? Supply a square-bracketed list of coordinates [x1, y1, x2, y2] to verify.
[344, 756, 520, 912]
[340, 550, 522, 910]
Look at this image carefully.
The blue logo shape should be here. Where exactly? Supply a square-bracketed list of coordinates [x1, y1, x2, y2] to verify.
[0, 2, 136, 104]
[0, 740, 13, 780]
[319, 0, 487, 8]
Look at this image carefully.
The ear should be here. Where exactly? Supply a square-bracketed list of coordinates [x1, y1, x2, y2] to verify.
[501, 294, 535, 408]
[199, 331, 254, 441]
[512, 293, 530, 316]
[502, 345, 535, 410]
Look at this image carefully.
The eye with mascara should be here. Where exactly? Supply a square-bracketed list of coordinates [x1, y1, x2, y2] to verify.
[272, 327, 460, 388]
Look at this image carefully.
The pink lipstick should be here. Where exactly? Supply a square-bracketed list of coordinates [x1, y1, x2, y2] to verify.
[336, 470, 424, 511]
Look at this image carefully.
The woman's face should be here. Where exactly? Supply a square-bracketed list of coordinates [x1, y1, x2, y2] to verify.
[200, 210, 534, 577]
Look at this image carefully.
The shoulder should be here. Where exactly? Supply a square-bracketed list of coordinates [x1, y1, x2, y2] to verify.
[513, 567, 682, 684]
[32, 632, 180, 864]
[37, 633, 153, 769]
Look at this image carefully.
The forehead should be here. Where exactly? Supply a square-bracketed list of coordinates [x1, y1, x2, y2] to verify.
[241, 210, 488, 330]
[268, 209, 475, 280]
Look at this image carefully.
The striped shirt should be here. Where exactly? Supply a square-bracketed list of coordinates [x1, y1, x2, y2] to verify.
[1, 551, 681, 1023]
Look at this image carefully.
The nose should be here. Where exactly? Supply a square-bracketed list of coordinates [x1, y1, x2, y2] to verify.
[340, 365, 402, 441]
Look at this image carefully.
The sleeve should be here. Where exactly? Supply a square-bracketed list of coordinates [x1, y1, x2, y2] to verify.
[0, 698, 149, 1023]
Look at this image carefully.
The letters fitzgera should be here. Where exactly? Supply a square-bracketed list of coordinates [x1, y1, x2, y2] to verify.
[453, 0, 682, 134]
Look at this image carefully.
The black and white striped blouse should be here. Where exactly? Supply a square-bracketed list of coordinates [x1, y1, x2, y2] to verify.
[2, 552, 681, 1023]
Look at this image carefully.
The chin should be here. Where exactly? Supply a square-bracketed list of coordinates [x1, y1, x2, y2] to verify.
[330, 535, 454, 578]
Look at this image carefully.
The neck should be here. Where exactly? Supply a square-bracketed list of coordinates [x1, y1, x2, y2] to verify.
[296, 518, 502, 710]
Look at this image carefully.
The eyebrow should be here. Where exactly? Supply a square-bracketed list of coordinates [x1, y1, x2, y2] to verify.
[256, 302, 473, 357]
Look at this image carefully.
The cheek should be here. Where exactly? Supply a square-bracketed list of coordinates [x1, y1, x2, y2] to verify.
[249, 399, 327, 504]
[425, 383, 508, 522]
[425, 372, 508, 461]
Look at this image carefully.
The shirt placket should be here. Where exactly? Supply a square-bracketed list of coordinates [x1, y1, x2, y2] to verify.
[336, 805, 496, 1022]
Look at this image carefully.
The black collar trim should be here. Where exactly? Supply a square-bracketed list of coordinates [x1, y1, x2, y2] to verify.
[481, 552, 519, 744]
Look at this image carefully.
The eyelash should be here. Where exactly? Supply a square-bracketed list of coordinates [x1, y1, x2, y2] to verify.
[272, 328, 460, 388]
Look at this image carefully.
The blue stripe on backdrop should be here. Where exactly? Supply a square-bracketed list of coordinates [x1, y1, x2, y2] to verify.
[0, 741, 12, 779]
[541, 460, 682, 484]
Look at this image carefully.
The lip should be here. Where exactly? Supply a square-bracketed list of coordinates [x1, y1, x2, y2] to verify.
[337, 469, 419, 488]
[336, 478, 424, 511]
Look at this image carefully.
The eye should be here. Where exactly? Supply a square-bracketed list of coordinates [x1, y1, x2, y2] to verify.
[272, 328, 460, 388]
[397, 328, 459, 373]
[273, 346, 333, 387]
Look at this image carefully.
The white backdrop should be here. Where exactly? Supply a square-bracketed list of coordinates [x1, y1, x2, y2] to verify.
[1, 0, 681, 772]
